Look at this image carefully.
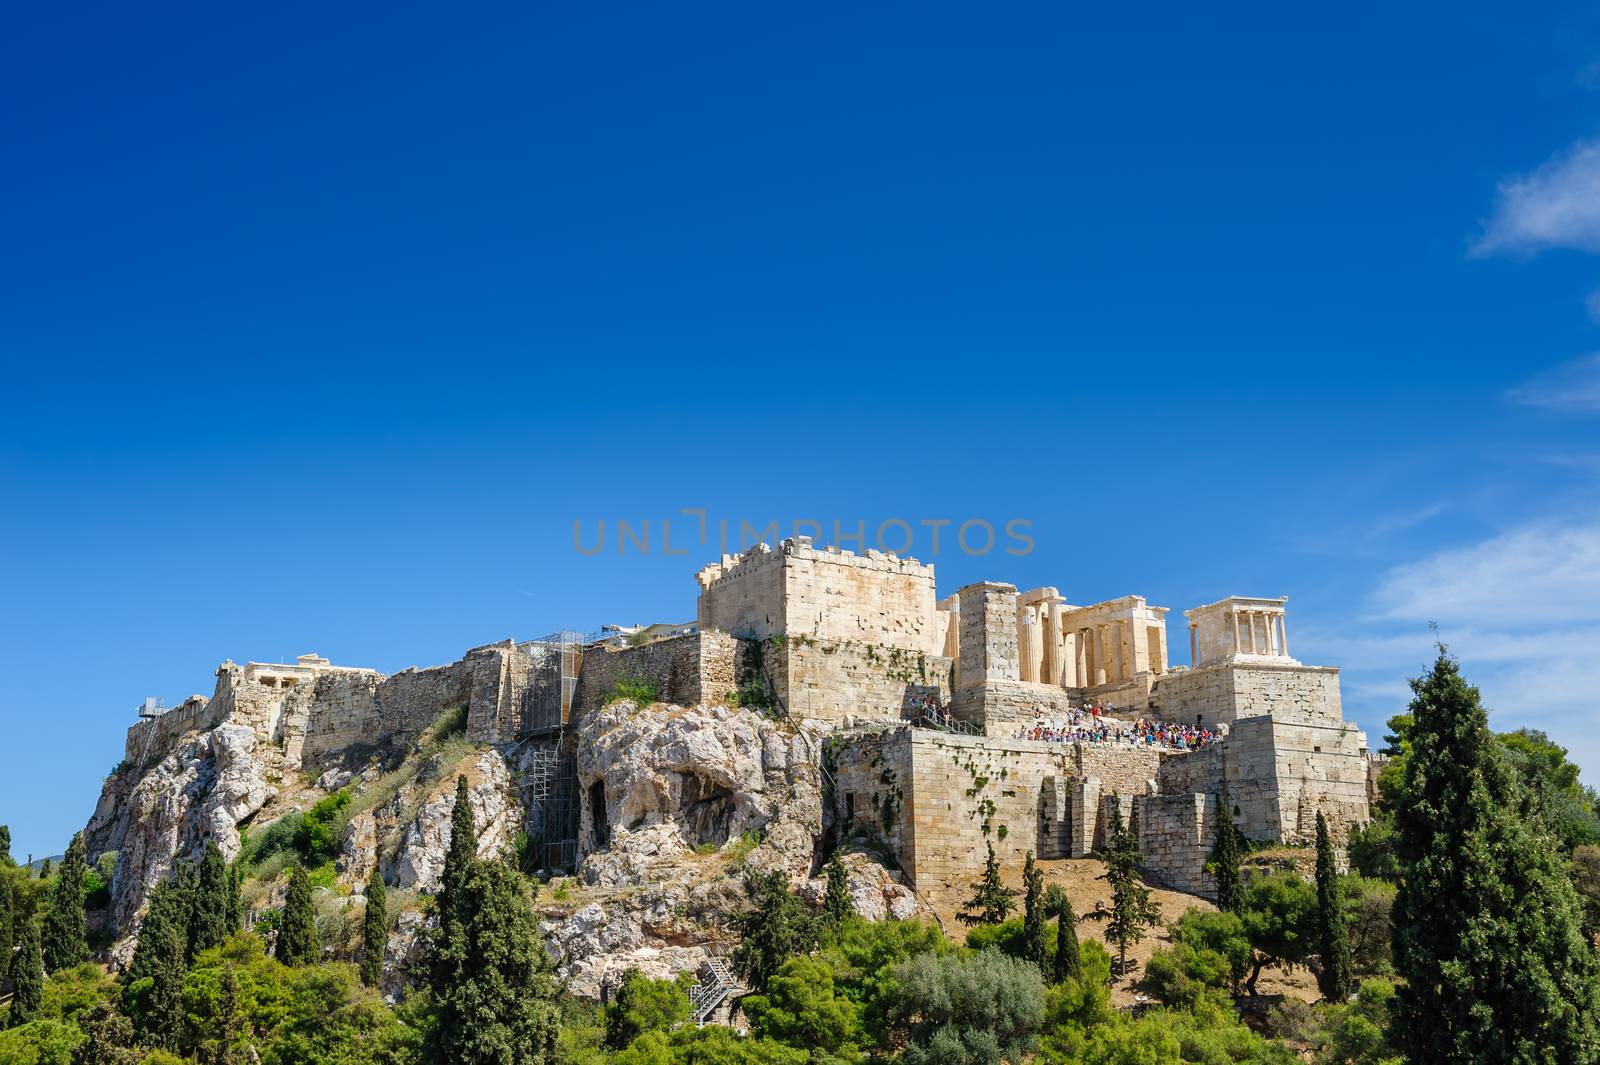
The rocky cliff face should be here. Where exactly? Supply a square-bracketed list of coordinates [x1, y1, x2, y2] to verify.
[86, 723, 278, 939]
[536, 700, 925, 997]
[82, 664, 921, 995]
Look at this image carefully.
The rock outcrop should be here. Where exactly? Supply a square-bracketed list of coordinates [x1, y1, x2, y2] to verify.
[387, 751, 518, 891]
[533, 699, 923, 997]
[576, 701, 825, 885]
[87, 724, 278, 942]
[81, 667, 925, 996]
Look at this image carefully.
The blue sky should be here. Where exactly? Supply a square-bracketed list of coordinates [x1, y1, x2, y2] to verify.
[4, 0, 1600, 859]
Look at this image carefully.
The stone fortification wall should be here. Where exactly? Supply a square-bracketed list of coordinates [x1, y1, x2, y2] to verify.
[123, 694, 218, 766]
[768, 637, 953, 724]
[372, 658, 475, 742]
[122, 641, 553, 781]
[1151, 663, 1342, 729]
[824, 717, 1365, 900]
[956, 680, 1088, 736]
[830, 729, 1163, 894]
[898, 731, 1074, 890]
[826, 727, 918, 873]
[1077, 744, 1164, 795]
[1226, 715, 1369, 844]
[576, 631, 745, 722]
[1148, 716, 1369, 845]
[1136, 793, 1215, 896]
[696, 539, 940, 654]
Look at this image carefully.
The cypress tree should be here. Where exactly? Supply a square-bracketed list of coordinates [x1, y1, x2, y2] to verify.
[1021, 851, 1049, 977]
[822, 851, 852, 932]
[733, 869, 819, 989]
[226, 862, 243, 934]
[212, 964, 241, 1065]
[1047, 885, 1081, 984]
[1314, 811, 1354, 1002]
[1210, 789, 1244, 914]
[189, 842, 230, 959]
[0, 825, 11, 865]
[8, 915, 43, 1027]
[440, 775, 477, 924]
[0, 876, 14, 988]
[362, 865, 388, 987]
[1392, 647, 1600, 1063]
[1098, 803, 1161, 974]
[428, 776, 479, 997]
[38, 858, 50, 879]
[126, 878, 189, 1048]
[275, 865, 317, 965]
[425, 860, 561, 1065]
[957, 842, 1013, 926]
[41, 832, 88, 972]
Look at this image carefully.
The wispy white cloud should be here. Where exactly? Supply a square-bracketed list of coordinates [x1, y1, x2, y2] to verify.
[1316, 519, 1600, 779]
[1371, 502, 1446, 536]
[1507, 353, 1600, 411]
[1371, 520, 1600, 624]
[1473, 138, 1600, 257]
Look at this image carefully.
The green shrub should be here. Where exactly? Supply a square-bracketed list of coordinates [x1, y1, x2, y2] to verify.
[306, 862, 338, 890]
[606, 677, 660, 707]
[605, 970, 692, 1049]
[0, 1018, 82, 1064]
[296, 790, 352, 862]
[240, 813, 306, 868]
[82, 868, 111, 910]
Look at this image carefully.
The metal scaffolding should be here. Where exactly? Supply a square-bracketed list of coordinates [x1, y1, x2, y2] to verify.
[509, 629, 594, 873]
[517, 739, 580, 872]
[518, 630, 587, 734]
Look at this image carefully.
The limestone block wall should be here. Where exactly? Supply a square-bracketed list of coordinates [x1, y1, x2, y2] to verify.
[829, 726, 1172, 887]
[374, 659, 475, 739]
[1151, 663, 1342, 729]
[122, 694, 219, 766]
[695, 545, 788, 641]
[826, 727, 917, 873]
[771, 637, 953, 724]
[696, 539, 940, 654]
[1082, 675, 1155, 714]
[1230, 667, 1343, 726]
[955, 582, 1019, 690]
[1136, 793, 1215, 896]
[294, 671, 383, 765]
[833, 730, 1149, 890]
[901, 732, 1076, 889]
[575, 631, 746, 721]
[1076, 745, 1163, 796]
[954, 680, 1084, 736]
[1231, 716, 1370, 844]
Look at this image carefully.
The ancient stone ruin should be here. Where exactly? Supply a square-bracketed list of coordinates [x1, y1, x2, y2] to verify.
[85, 536, 1374, 990]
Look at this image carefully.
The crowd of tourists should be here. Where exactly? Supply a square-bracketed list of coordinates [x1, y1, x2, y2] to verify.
[1015, 704, 1218, 751]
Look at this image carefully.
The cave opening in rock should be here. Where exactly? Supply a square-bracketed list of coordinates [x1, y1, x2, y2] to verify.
[589, 780, 610, 847]
[679, 773, 737, 847]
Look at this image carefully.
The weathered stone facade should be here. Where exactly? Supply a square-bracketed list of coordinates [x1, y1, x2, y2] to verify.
[696, 538, 943, 654]
[1149, 662, 1343, 730]
[826, 728, 1172, 895]
[575, 631, 745, 722]
[97, 533, 1374, 949]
